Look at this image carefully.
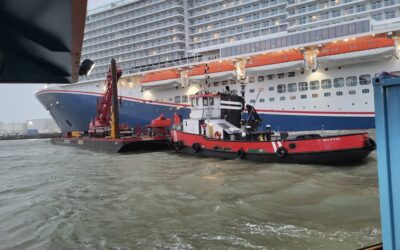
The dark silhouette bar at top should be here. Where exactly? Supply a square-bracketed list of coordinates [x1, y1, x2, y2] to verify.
[0, 0, 87, 84]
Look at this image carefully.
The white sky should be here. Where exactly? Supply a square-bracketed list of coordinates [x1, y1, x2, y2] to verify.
[0, 0, 114, 123]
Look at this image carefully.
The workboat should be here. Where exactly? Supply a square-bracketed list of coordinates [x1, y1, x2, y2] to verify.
[170, 89, 376, 165]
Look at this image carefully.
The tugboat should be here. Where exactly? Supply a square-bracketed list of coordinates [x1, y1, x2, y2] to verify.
[171, 88, 376, 165]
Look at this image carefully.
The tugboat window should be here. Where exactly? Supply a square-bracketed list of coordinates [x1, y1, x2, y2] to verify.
[249, 77, 255, 83]
[249, 89, 255, 93]
[203, 98, 209, 106]
[267, 74, 274, 80]
[359, 74, 371, 85]
[334, 78, 344, 88]
[196, 98, 199, 106]
[209, 98, 214, 106]
[346, 76, 357, 86]
[213, 81, 219, 86]
[174, 96, 181, 103]
[191, 98, 195, 106]
[182, 95, 188, 103]
[258, 76, 264, 82]
[321, 79, 332, 89]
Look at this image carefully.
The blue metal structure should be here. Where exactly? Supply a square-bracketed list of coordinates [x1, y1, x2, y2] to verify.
[373, 74, 400, 250]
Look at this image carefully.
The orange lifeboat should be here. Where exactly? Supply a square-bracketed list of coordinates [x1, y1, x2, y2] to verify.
[246, 50, 304, 73]
[319, 37, 394, 57]
[318, 37, 395, 66]
[139, 69, 180, 88]
[187, 61, 236, 80]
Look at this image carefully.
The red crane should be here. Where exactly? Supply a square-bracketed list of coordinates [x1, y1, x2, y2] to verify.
[88, 66, 122, 136]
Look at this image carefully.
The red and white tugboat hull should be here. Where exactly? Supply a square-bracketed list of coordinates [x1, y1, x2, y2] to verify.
[172, 131, 375, 165]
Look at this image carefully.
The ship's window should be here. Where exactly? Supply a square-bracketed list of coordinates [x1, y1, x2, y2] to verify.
[191, 98, 195, 106]
[324, 92, 331, 97]
[249, 77, 255, 83]
[310, 80, 320, 90]
[288, 72, 295, 77]
[334, 78, 344, 88]
[260, 98, 265, 103]
[298, 82, 308, 91]
[182, 95, 188, 103]
[250, 99, 256, 104]
[249, 89, 255, 93]
[213, 81, 219, 86]
[230, 79, 236, 84]
[278, 73, 285, 79]
[277, 84, 286, 93]
[321, 79, 332, 89]
[336, 91, 343, 96]
[301, 94, 307, 99]
[267, 74, 274, 80]
[362, 88, 370, 94]
[288, 83, 297, 92]
[174, 96, 181, 103]
[209, 98, 214, 106]
[312, 93, 319, 98]
[269, 97, 275, 102]
[196, 98, 199, 106]
[346, 76, 357, 86]
[359, 75, 371, 85]
[290, 96, 296, 100]
[258, 76, 264, 82]
[203, 98, 209, 106]
[349, 90, 356, 95]
[280, 96, 285, 101]
[222, 80, 228, 85]
[269, 87, 274, 91]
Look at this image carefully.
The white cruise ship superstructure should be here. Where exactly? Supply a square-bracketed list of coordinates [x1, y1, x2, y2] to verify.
[36, 0, 400, 132]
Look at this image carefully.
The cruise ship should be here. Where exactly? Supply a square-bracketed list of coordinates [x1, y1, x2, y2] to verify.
[36, 0, 400, 132]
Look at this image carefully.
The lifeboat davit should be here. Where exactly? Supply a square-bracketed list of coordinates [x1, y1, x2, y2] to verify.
[171, 92, 375, 165]
[140, 69, 180, 88]
[187, 61, 236, 81]
[246, 50, 304, 74]
[318, 37, 395, 67]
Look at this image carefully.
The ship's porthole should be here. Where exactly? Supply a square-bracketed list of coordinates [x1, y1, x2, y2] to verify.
[66, 120, 72, 127]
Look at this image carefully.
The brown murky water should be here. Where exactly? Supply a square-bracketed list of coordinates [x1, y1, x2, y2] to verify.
[0, 138, 380, 249]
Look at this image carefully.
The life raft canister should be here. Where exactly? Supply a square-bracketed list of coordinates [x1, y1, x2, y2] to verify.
[276, 147, 288, 158]
[192, 143, 201, 153]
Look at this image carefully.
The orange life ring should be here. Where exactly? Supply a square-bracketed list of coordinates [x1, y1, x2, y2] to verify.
[214, 131, 221, 140]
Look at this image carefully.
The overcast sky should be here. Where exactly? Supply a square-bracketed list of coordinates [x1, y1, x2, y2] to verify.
[0, 0, 114, 123]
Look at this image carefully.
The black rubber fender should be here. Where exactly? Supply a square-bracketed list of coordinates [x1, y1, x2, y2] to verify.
[364, 138, 376, 150]
[237, 149, 246, 159]
[174, 140, 184, 151]
[192, 143, 201, 153]
[276, 147, 288, 158]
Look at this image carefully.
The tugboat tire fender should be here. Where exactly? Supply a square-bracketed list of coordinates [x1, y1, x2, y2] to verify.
[276, 147, 288, 158]
[364, 138, 376, 150]
[237, 149, 246, 159]
[192, 143, 201, 153]
[175, 140, 184, 151]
